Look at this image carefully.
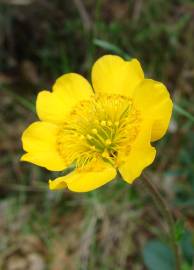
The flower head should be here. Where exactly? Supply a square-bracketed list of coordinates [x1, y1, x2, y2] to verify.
[21, 55, 173, 192]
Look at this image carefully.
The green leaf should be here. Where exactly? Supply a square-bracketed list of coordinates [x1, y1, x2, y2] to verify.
[181, 262, 192, 270]
[143, 240, 175, 270]
[174, 104, 194, 123]
[181, 231, 194, 264]
[174, 219, 185, 242]
[93, 38, 130, 60]
[0, 85, 35, 112]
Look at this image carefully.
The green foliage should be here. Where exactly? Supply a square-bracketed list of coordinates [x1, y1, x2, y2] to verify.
[174, 104, 194, 124]
[181, 231, 194, 264]
[143, 240, 175, 270]
[181, 262, 193, 270]
[174, 220, 185, 242]
[93, 38, 130, 59]
[0, 0, 194, 269]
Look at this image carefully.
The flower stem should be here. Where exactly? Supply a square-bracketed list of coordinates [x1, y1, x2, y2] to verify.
[142, 174, 181, 270]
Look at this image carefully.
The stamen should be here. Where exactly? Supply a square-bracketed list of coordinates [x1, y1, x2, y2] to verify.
[105, 139, 112, 145]
[92, 128, 98, 134]
[107, 120, 112, 126]
[94, 120, 99, 124]
[90, 145, 96, 150]
[101, 120, 106, 126]
[56, 94, 141, 169]
[87, 134, 92, 140]
[102, 150, 109, 158]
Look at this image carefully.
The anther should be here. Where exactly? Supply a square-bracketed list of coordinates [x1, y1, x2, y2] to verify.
[105, 139, 112, 145]
[107, 120, 112, 126]
[101, 120, 106, 126]
[102, 150, 109, 158]
[92, 128, 98, 134]
[90, 145, 96, 150]
[87, 134, 92, 140]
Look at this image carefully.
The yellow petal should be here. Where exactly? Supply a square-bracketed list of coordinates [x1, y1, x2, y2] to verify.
[92, 55, 144, 96]
[118, 121, 156, 184]
[21, 121, 66, 171]
[49, 162, 117, 192]
[133, 79, 173, 142]
[36, 73, 93, 124]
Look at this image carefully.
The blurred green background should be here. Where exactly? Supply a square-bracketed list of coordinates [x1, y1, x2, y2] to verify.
[0, 0, 194, 269]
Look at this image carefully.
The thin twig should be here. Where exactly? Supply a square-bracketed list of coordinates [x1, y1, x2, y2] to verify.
[142, 173, 181, 270]
[0, 0, 33, 4]
[72, 0, 92, 31]
[0, 183, 47, 192]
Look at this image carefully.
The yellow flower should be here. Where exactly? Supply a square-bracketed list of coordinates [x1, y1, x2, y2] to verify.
[21, 55, 173, 192]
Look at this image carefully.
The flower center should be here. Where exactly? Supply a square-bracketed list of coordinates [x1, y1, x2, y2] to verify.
[56, 94, 141, 169]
